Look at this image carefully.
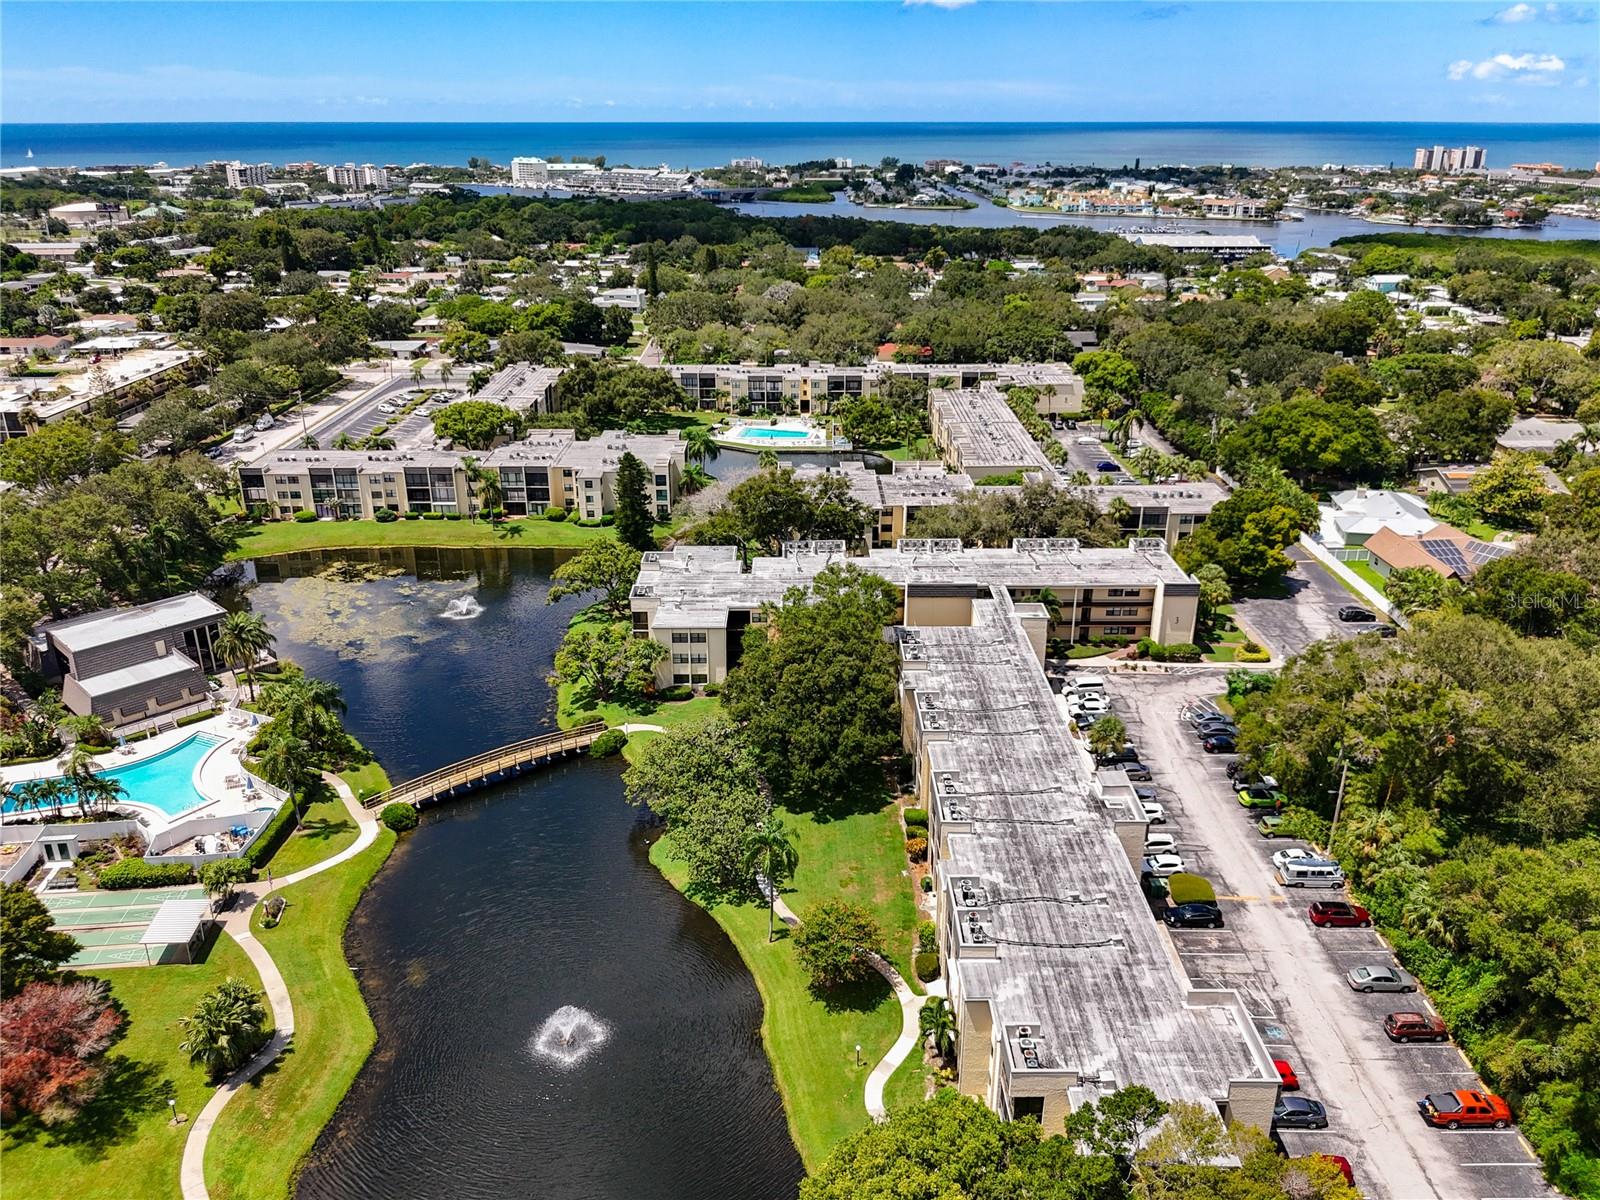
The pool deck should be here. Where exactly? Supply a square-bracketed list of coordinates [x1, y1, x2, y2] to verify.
[712, 418, 844, 452]
[0, 715, 271, 838]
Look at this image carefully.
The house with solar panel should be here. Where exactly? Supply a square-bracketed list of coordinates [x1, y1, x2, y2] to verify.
[1361, 523, 1515, 582]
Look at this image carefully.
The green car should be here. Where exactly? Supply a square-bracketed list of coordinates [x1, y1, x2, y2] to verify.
[1237, 784, 1287, 810]
[1256, 814, 1288, 837]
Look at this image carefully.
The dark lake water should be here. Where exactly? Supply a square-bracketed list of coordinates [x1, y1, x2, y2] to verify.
[239, 547, 804, 1200]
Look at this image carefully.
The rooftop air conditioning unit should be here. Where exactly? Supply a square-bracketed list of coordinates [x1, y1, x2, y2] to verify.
[1016, 1026, 1031, 1038]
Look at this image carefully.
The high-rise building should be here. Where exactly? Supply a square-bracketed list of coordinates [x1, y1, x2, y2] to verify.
[1412, 145, 1485, 174]
[224, 161, 271, 189]
[326, 163, 389, 189]
[510, 156, 550, 186]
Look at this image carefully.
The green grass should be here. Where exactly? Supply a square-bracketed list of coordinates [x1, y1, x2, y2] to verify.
[0, 937, 265, 1200]
[337, 760, 391, 805]
[1347, 560, 1390, 595]
[648, 789, 921, 1168]
[226, 516, 610, 559]
[1331, 232, 1600, 264]
[878, 437, 938, 461]
[883, 1047, 934, 1113]
[203, 827, 396, 1200]
[261, 791, 360, 877]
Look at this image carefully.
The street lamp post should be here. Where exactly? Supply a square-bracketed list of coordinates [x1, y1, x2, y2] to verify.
[854, 1044, 862, 1069]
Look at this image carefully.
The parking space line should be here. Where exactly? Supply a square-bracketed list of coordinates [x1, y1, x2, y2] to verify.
[1461, 1163, 1544, 1168]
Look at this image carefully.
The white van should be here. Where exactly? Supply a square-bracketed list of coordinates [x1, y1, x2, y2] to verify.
[1276, 859, 1345, 888]
[231, 428, 253, 445]
[1069, 674, 1107, 695]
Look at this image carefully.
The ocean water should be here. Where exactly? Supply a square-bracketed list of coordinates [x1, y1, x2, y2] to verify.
[3, 121, 1597, 172]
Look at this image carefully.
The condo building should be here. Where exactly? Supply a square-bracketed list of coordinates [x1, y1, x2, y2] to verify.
[793, 460, 975, 548]
[929, 383, 1054, 480]
[326, 163, 389, 189]
[668, 361, 1084, 417]
[224, 161, 271, 189]
[630, 538, 1201, 688]
[238, 430, 684, 522]
[901, 589, 1279, 1129]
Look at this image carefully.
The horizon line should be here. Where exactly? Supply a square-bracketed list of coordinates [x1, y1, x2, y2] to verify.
[5, 118, 1598, 129]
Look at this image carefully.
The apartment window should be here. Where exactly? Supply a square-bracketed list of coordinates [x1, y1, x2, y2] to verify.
[655, 474, 667, 486]
[1104, 607, 1141, 617]
[689, 632, 707, 644]
[1104, 587, 1138, 598]
[632, 612, 650, 632]
[691, 673, 708, 685]
[673, 673, 691, 685]
[671, 632, 689, 644]
[656, 489, 668, 502]
[690, 653, 707, 665]
[672, 653, 690, 665]
[1104, 625, 1137, 636]
[584, 479, 594, 489]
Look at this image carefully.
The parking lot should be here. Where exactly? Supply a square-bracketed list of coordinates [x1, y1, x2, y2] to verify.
[1058, 670, 1552, 1200]
[1230, 546, 1394, 660]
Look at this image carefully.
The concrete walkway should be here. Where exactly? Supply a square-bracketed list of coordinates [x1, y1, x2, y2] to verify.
[179, 773, 378, 1200]
[617, 722, 666, 735]
[863, 951, 927, 1121]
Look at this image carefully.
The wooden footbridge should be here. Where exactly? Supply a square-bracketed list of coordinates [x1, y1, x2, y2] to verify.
[361, 722, 608, 810]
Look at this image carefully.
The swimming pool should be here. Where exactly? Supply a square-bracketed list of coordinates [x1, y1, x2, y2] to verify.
[3, 733, 224, 818]
[738, 427, 813, 440]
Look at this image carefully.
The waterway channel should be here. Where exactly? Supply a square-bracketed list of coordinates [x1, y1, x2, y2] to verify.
[239, 547, 805, 1200]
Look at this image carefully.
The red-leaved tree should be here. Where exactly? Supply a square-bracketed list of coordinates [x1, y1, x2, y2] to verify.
[0, 979, 123, 1125]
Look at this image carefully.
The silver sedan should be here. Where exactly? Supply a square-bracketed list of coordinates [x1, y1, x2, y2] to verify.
[1347, 965, 1417, 994]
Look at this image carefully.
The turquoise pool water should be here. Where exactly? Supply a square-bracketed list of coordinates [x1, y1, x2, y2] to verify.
[3, 733, 224, 818]
[736, 427, 812, 440]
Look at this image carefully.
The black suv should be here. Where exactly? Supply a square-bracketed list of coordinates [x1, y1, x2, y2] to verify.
[1161, 902, 1223, 929]
[1338, 605, 1377, 622]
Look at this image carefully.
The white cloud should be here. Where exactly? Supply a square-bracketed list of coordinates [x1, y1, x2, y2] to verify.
[1485, 2, 1596, 21]
[903, 0, 977, 9]
[1448, 51, 1567, 80]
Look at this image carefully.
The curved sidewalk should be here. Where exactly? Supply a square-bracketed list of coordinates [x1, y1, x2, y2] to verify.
[863, 952, 927, 1121]
[179, 773, 377, 1200]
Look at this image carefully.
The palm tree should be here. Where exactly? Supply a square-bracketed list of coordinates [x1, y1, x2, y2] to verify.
[13, 777, 69, 820]
[438, 359, 455, 386]
[682, 425, 720, 469]
[251, 731, 318, 812]
[681, 463, 712, 494]
[757, 448, 779, 470]
[259, 676, 345, 758]
[62, 746, 125, 817]
[332, 432, 356, 450]
[363, 435, 396, 450]
[215, 612, 276, 702]
[741, 816, 799, 943]
[298, 435, 319, 450]
[61, 713, 110, 749]
[179, 978, 268, 1082]
[409, 358, 427, 387]
[141, 519, 184, 588]
[462, 456, 503, 521]
[1104, 409, 1142, 450]
[919, 997, 957, 1061]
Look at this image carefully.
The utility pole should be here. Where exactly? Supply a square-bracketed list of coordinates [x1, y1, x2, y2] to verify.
[1328, 756, 1350, 849]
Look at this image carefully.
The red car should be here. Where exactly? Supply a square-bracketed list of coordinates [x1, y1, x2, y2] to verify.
[1385, 1011, 1449, 1043]
[1308, 900, 1372, 928]
[1418, 1089, 1512, 1130]
[1273, 1058, 1299, 1090]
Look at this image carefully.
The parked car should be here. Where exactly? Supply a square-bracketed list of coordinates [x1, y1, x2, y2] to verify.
[1095, 459, 1119, 472]
[1417, 1090, 1512, 1130]
[377, 402, 398, 415]
[231, 428, 253, 445]
[1142, 852, 1186, 877]
[1126, 438, 1145, 451]
[1192, 716, 1238, 734]
[1273, 1096, 1328, 1130]
[1202, 733, 1238, 755]
[1133, 785, 1158, 802]
[1338, 605, 1377, 622]
[1309, 900, 1372, 928]
[1187, 709, 1232, 729]
[1123, 762, 1154, 782]
[1271, 848, 1320, 873]
[1367, 624, 1398, 639]
[1075, 435, 1100, 445]
[1144, 832, 1178, 854]
[253, 414, 275, 431]
[1273, 1058, 1300, 1090]
[1161, 901, 1223, 929]
[1348, 964, 1417, 994]
[1068, 674, 1107, 694]
[1385, 1012, 1449, 1043]
[1095, 743, 1140, 766]
[1140, 799, 1167, 824]
[1069, 693, 1110, 716]
[1237, 783, 1286, 809]
[1113, 474, 1138, 485]
[1256, 814, 1288, 838]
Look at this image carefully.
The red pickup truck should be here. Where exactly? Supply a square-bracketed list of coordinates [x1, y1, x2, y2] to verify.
[1417, 1090, 1512, 1130]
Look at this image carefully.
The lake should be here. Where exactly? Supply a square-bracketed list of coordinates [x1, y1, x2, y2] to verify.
[239, 547, 804, 1200]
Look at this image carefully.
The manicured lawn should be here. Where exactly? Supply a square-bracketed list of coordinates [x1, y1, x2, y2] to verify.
[556, 684, 722, 736]
[875, 437, 938, 461]
[337, 760, 391, 805]
[1347, 560, 1390, 595]
[648, 789, 921, 1169]
[883, 1047, 934, 1113]
[226, 516, 609, 559]
[0, 937, 265, 1200]
[261, 791, 359, 878]
[203, 827, 396, 1200]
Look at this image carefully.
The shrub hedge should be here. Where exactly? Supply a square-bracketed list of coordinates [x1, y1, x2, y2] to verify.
[913, 951, 941, 982]
[589, 729, 629, 758]
[902, 807, 929, 830]
[906, 836, 929, 863]
[1168, 873, 1217, 905]
[374, 508, 398, 523]
[544, 506, 568, 521]
[292, 509, 319, 523]
[97, 860, 195, 890]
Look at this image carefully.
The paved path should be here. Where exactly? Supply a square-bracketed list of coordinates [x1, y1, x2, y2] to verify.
[863, 951, 927, 1121]
[617, 722, 666, 735]
[179, 773, 377, 1200]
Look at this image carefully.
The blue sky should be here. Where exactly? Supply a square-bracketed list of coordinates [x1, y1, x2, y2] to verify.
[2, 1, 1596, 124]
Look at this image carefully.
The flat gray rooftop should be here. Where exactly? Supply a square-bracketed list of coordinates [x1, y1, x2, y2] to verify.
[908, 596, 1269, 1104]
[43, 594, 224, 655]
[932, 384, 1054, 474]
